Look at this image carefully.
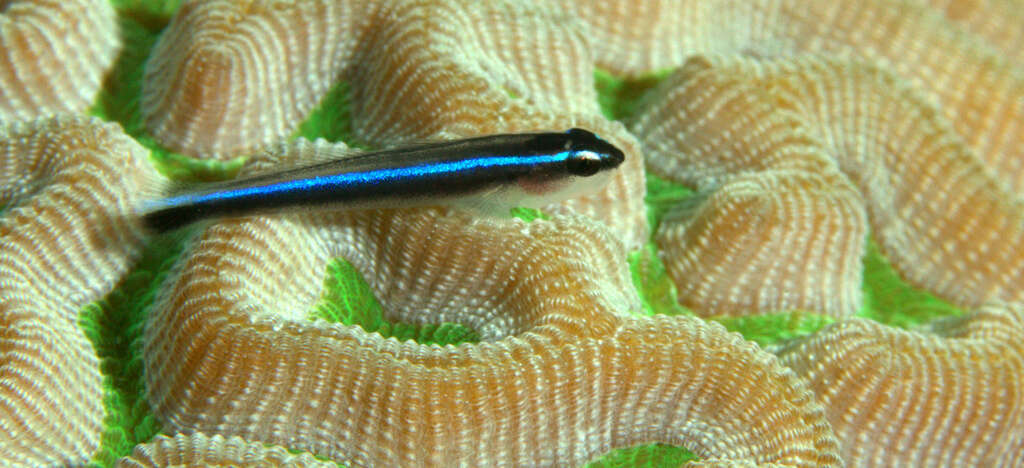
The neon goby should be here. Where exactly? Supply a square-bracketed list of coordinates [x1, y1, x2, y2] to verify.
[140, 128, 625, 232]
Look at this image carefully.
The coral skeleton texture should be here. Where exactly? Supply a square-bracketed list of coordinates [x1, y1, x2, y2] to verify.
[632, 55, 1024, 316]
[776, 302, 1024, 466]
[144, 142, 837, 467]
[0, 0, 119, 119]
[142, 158, 840, 464]
[0, 116, 160, 465]
[142, 0, 648, 249]
[116, 433, 335, 467]
[141, 0, 378, 158]
[918, 0, 1024, 65]
[571, 0, 1024, 192]
[631, 57, 867, 317]
[0, 0, 1020, 466]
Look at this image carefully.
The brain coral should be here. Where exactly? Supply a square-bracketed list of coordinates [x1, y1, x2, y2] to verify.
[0, 0, 119, 119]
[776, 302, 1024, 466]
[0, 0, 1021, 466]
[631, 54, 1024, 316]
[0, 116, 160, 465]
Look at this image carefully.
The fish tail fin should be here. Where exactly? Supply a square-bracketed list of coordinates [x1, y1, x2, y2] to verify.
[139, 203, 196, 234]
[135, 177, 207, 234]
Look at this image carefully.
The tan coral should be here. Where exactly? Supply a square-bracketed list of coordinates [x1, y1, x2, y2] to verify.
[346, 0, 645, 247]
[346, 0, 599, 143]
[116, 433, 336, 468]
[918, 0, 1024, 66]
[144, 0, 647, 248]
[141, 0, 598, 157]
[631, 56, 869, 317]
[0, 0, 119, 120]
[141, 0, 378, 158]
[633, 55, 1024, 315]
[655, 170, 867, 317]
[0, 116, 161, 464]
[775, 303, 1024, 467]
[142, 140, 840, 467]
[571, 0, 1024, 192]
[744, 56, 1024, 307]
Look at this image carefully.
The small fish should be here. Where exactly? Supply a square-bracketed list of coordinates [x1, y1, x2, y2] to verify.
[140, 128, 625, 232]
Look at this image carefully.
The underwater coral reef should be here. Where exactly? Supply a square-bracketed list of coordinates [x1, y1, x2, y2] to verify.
[0, 0, 1021, 466]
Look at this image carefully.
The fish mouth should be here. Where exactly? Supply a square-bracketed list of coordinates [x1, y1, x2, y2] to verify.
[606, 145, 625, 167]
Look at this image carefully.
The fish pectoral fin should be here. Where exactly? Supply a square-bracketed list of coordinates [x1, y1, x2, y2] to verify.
[450, 185, 520, 218]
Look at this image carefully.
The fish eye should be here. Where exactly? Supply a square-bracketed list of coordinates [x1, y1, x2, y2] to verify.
[566, 150, 604, 176]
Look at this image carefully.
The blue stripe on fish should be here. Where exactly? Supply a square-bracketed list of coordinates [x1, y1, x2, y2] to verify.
[141, 128, 624, 232]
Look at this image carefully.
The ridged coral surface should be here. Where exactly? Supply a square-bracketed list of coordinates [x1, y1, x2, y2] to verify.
[143, 153, 840, 465]
[116, 433, 335, 468]
[572, 0, 1024, 192]
[0, 0, 1021, 466]
[142, 0, 647, 249]
[919, 0, 1024, 65]
[0, 116, 159, 464]
[0, 0, 119, 120]
[141, 0, 377, 158]
[632, 55, 1024, 316]
[776, 303, 1024, 466]
[142, 0, 597, 156]
[630, 57, 867, 317]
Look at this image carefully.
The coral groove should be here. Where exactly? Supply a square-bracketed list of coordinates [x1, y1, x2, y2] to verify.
[141, 0, 378, 158]
[116, 433, 335, 467]
[633, 55, 1024, 317]
[655, 170, 866, 317]
[143, 142, 840, 466]
[572, 0, 1024, 192]
[918, 0, 1024, 65]
[630, 56, 868, 317]
[0, 0, 1014, 465]
[0, 0, 119, 120]
[776, 303, 1024, 467]
[0, 116, 160, 464]
[143, 0, 647, 248]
